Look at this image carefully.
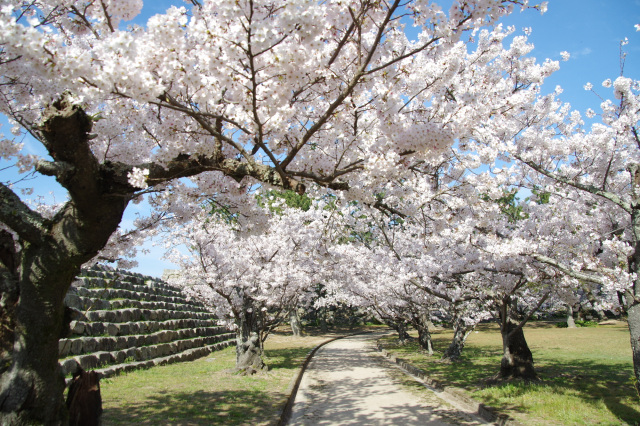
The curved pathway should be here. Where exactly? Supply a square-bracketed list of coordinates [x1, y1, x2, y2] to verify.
[287, 332, 487, 425]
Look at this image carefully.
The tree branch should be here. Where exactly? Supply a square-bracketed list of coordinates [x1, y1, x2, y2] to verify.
[0, 183, 47, 244]
[528, 253, 613, 285]
[515, 155, 632, 213]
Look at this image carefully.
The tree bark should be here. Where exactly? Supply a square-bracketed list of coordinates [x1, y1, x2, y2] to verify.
[442, 318, 474, 362]
[566, 305, 577, 328]
[412, 312, 433, 355]
[289, 309, 302, 337]
[0, 93, 321, 422]
[499, 318, 537, 380]
[626, 164, 640, 396]
[0, 98, 130, 424]
[234, 302, 266, 374]
[387, 320, 411, 344]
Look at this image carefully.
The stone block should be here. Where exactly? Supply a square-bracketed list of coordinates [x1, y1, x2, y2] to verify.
[81, 337, 97, 354]
[91, 322, 104, 336]
[106, 323, 119, 337]
[97, 351, 112, 367]
[97, 299, 111, 310]
[114, 351, 127, 364]
[77, 354, 99, 370]
[126, 335, 138, 347]
[59, 340, 71, 358]
[101, 337, 117, 352]
[70, 321, 85, 336]
[70, 339, 84, 356]
[115, 336, 128, 351]
[118, 323, 131, 336]
[64, 294, 83, 310]
[60, 358, 80, 376]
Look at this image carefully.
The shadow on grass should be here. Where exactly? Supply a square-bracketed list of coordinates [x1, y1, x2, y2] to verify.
[263, 346, 311, 370]
[102, 389, 280, 425]
[381, 335, 640, 424]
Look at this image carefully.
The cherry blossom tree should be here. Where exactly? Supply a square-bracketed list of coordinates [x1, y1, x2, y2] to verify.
[464, 41, 640, 389]
[167, 201, 324, 373]
[0, 0, 550, 421]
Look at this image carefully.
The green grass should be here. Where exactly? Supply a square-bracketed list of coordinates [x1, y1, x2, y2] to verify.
[99, 329, 357, 425]
[379, 320, 640, 425]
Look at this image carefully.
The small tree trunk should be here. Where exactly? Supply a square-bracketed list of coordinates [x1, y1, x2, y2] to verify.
[290, 309, 302, 337]
[566, 305, 577, 328]
[386, 320, 411, 344]
[575, 305, 586, 322]
[584, 290, 607, 321]
[417, 326, 434, 355]
[500, 318, 537, 380]
[235, 305, 266, 374]
[442, 318, 474, 362]
[319, 307, 328, 332]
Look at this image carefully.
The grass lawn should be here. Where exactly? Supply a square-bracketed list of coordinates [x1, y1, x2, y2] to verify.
[379, 320, 640, 425]
[99, 328, 369, 425]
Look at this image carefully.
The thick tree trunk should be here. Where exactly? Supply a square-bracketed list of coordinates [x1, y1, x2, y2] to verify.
[500, 318, 537, 380]
[235, 305, 266, 374]
[628, 301, 640, 397]
[412, 313, 433, 355]
[0, 246, 84, 423]
[290, 309, 302, 337]
[566, 305, 577, 328]
[0, 98, 128, 423]
[442, 318, 474, 362]
[627, 165, 640, 396]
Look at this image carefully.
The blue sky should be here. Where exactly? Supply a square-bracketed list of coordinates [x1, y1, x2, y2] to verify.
[1, 0, 639, 277]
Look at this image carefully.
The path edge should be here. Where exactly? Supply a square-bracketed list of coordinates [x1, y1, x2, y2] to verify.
[276, 330, 374, 426]
[376, 339, 525, 426]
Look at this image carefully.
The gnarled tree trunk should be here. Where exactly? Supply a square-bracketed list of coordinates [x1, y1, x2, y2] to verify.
[235, 301, 267, 374]
[500, 318, 537, 380]
[0, 99, 129, 424]
[442, 317, 474, 362]
[412, 312, 434, 355]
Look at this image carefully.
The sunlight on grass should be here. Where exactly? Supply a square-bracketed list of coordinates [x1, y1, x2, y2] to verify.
[101, 332, 334, 425]
[380, 321, 640, 425]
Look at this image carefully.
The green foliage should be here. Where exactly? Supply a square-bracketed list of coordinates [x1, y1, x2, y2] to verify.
[482, 189, 527, 223]
[482, 187, 551, 224]
[531, 187, 551, 204]
[256, 189, 312, 214]
[204, 199, 239, 225]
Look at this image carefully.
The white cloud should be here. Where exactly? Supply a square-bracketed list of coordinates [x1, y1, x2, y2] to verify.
[571, 47, 593, 59]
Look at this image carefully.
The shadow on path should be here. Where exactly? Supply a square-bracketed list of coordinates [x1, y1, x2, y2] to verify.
[288, 333, 485, 425]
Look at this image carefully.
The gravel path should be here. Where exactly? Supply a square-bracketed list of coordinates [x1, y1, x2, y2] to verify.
[287, 332, 487, 425]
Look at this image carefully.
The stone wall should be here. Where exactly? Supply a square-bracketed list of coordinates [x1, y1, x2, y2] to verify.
[59, 265, 234, 379]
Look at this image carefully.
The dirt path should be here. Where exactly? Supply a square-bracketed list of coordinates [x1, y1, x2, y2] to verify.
[287, 332, 487, 425]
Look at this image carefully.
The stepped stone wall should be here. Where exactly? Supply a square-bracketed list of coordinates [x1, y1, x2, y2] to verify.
[59, 265, 235, 379]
